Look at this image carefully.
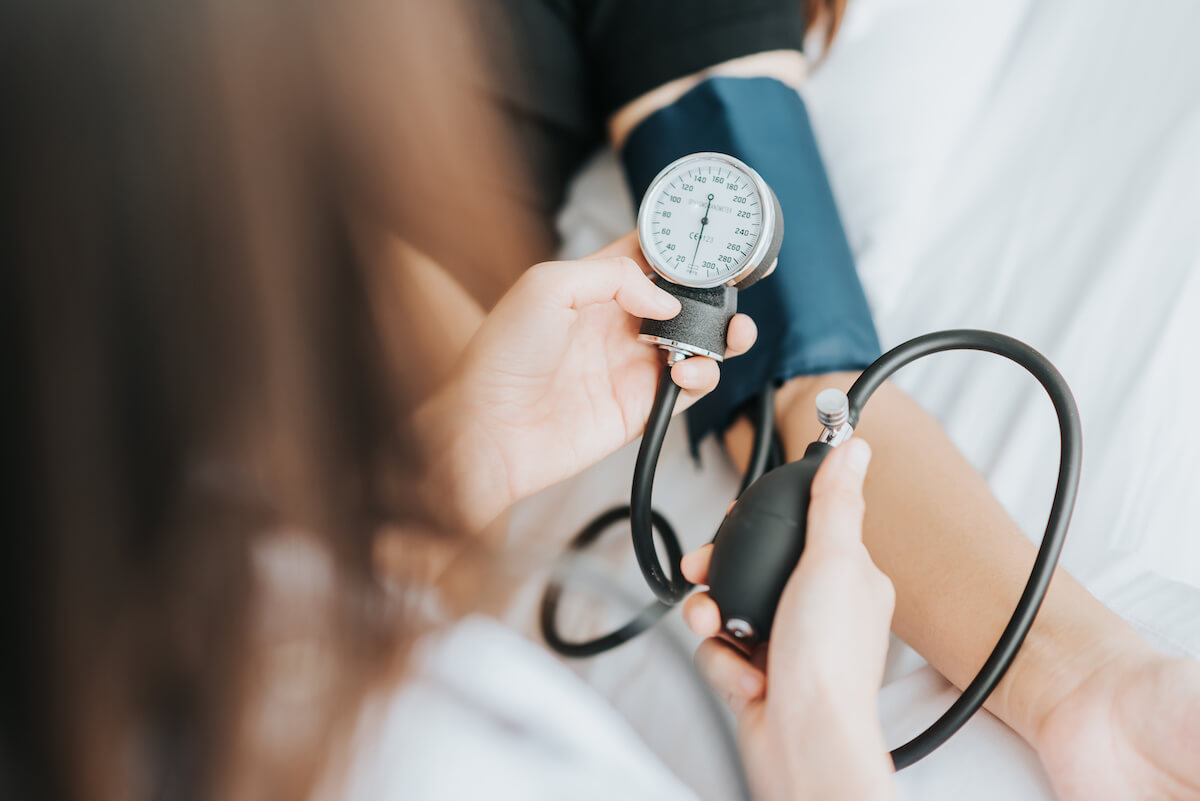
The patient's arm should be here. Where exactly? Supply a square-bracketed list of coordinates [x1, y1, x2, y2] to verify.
[762, 375, 1200, 799]
[614, 54, 1200, 797]
[758, 373, 1148, 743]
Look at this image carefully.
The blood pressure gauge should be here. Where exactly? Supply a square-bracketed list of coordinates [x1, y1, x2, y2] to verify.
[637, 152, 782, 290]
[635, 152, 783, 361]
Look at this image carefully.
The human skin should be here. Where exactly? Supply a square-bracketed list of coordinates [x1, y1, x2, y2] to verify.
[406, 248, 896, 799]
[416, 234, 757, 535]
[683, 438, 899, 801]
[392, 40, 1200, 800]
[613, 50, 1200, 800]
[410, 231, 1200, 798]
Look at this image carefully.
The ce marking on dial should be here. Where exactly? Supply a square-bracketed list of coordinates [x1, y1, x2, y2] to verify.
[637, 153, 777, 290]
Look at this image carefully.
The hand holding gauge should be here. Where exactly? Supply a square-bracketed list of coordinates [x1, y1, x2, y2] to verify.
[636, 153, 783, 362]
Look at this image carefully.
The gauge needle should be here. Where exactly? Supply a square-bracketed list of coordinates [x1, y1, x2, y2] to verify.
[690, 193, 714, 270]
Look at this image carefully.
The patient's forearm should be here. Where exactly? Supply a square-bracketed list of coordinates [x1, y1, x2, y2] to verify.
[772, 373, 1150, 744]
[607, 43, 1150, 744]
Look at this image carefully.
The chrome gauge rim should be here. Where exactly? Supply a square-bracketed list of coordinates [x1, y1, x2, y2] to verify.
[636, 152, 777, 290]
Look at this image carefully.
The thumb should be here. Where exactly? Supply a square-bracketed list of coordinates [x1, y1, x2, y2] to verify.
[804, 438, 872, 554]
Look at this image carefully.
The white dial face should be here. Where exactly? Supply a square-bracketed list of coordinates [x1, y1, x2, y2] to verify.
[642, 156, 764, 287]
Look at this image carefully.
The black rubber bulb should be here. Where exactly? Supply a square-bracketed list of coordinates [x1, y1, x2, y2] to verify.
[707, 442, 831, 644]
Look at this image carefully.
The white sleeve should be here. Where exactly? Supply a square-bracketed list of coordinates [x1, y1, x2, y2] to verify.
[343, 616, 708, 801]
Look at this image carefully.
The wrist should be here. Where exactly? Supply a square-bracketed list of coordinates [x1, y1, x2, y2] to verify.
[1000, 603, 1154, 744]
[772, 371, 1156, 753]
[1028, 632, 1160, 751]
[413, 378, 513, 534]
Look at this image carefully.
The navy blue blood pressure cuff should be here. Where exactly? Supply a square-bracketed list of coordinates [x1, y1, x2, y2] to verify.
[620, 76, 882, 449]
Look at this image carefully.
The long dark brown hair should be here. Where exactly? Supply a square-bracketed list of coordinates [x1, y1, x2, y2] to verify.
[0, 2, 423, 799]
[0, 1, 849, 799]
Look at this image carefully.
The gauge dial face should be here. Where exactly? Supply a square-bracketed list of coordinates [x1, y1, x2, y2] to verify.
[640, 154, 766, 287]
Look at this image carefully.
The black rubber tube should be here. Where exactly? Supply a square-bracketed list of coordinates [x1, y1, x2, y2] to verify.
[843, 330, 1082, 769]
[542, 329, 1081, 770]
[738, 382, 776, 496]
[541, 369, 778, 657]
[539, 506, 683, 657]
[631, 368, 690, 604]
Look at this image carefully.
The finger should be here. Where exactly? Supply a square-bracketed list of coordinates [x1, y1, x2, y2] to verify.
[670, 356, 720, 394]
[683, 592, 723, 638]
[694, 638, 766, 715]
[725, 314, 757, 358]
[805, 438, 872, 552]
[533, 257, 680, 319]
[680, 544, 713, 585]
[583, 231, 653, 275]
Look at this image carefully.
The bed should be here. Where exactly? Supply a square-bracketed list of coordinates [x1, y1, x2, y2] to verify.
[498, 1, 1200, 798]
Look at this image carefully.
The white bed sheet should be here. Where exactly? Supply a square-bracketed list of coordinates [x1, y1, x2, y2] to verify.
[502, 1, 1200, 799]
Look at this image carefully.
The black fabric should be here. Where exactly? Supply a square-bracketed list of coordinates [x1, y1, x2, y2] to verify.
[471, 0, 807, 234]
[573, 0, 807, 118]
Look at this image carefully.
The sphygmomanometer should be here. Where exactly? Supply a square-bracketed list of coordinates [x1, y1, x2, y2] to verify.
[539, 77, 1081, 771]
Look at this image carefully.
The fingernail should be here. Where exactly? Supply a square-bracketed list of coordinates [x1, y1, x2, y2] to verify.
[672, 358, 702, 385]
[844, 438, 872, 476]
[739, 673, 763, 696]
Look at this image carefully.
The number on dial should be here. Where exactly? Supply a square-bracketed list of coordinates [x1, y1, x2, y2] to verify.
[646, 156, 762, 286]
